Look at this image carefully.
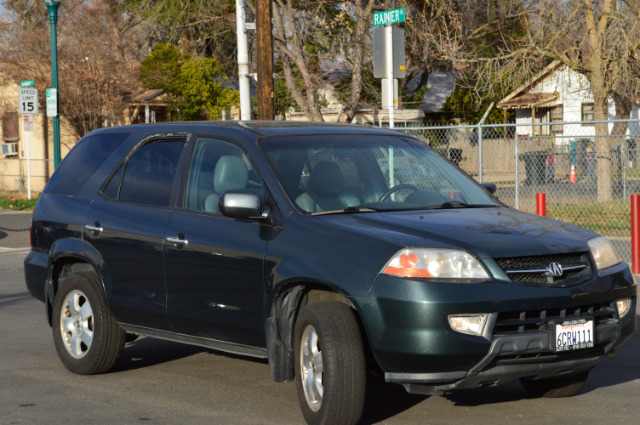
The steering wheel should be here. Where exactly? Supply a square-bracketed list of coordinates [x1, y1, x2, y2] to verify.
[378, 184, 419, 203]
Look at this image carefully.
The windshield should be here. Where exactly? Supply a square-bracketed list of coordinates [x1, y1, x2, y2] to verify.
[261, 134, 498, 214]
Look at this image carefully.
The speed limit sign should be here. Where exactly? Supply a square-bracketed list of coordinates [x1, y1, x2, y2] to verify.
[18, 88, 39, 115]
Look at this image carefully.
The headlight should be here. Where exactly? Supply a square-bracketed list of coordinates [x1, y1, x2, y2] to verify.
[382, 248, 489, 279]
[588, 236, 621, 270]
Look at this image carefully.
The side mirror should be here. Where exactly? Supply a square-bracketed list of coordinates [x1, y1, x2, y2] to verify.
[480, 182, 497, 195]
[219, 191, 269, 220]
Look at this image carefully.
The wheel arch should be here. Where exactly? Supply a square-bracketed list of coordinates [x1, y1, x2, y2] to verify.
[266, 282, 370, 383]
[44, 239, 108, 326]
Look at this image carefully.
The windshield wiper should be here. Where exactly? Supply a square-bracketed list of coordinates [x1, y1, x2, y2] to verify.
[313, 206, 381, 216]
[425, 201, 495, 210]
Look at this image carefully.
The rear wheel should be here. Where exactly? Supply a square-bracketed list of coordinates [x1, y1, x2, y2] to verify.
[294, 302, 366, 425]
[52, 271, 125, 375]
[520, 370, 590, 398]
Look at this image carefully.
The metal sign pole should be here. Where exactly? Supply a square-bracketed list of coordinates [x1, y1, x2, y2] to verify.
[26, 125, 31, 199]
[19, 81, 36, 199]
[385, 26, 394, 128]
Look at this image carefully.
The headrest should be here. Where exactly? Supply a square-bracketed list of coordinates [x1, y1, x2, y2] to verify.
[214, 156, 248, 192]
[308, 161, 344, 196]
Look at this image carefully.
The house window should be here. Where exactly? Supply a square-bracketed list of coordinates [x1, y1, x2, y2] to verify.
[2, 112, 19, 142]
[550, 105, 563, 134]
[582, 103, 594, 123]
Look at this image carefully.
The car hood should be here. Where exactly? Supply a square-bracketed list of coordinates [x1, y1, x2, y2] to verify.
[323, 206, 596, 260]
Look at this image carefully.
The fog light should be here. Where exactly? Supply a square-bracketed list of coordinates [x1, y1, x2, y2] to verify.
[616, 298, 632, 319]
[448, 314, 489, 337]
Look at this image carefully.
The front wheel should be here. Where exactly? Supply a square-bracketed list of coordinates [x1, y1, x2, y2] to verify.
[294, 302, 366, 425]
[520, 370, 590, 398]
[52, 271, 125, 375]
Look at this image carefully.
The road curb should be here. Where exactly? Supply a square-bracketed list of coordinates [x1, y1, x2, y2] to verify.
[0, 247, 30, 255]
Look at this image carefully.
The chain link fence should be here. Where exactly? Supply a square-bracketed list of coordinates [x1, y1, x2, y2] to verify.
[2, 119, 640, 261]
[394, 119, 640, 261]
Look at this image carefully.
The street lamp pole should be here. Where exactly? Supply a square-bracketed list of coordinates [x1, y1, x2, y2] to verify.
[45, 1, 61, 168]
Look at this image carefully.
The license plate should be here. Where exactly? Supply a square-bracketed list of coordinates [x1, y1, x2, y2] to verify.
[554, 319, 594, 352]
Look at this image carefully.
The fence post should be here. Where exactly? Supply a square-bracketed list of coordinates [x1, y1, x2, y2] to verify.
[632, 194, 640, 274]
[536, 193, 546, 216]
[515, 132, 519, 210]
[478, 124, 483, 183]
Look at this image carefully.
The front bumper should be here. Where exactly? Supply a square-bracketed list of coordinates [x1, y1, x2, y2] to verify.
[357, 262, 636, 395]
[389, 317, 633, 395]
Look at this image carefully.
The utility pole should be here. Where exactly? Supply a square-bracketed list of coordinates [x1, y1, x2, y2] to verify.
[256, 0, 274, 120]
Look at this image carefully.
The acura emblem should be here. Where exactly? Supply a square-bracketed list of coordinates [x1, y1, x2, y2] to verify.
[545, 262, 564, 277]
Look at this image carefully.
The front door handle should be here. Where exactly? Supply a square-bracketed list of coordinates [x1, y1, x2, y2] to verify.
[84, 224, 103, 235]
[166, 235, 189, 247]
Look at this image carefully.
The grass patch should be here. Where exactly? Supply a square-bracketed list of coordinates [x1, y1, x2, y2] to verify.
[625, 168, 640, 179]
[0, 194, 38, 211]
[547, 199, 630, 237]
[493, 180, 516, 186]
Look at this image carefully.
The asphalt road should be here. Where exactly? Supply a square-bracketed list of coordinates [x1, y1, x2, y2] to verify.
[1, 211, 640, 424]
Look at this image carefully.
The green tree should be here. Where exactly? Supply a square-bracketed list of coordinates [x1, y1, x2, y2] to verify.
[140, 43, 239, 120]
[139, 43, 183, 91]
[123, 0, 238, 76]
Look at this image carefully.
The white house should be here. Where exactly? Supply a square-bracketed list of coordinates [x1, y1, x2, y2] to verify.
[498, 61, 639, 143]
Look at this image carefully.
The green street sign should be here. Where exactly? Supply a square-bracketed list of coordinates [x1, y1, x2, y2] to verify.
[46, 88, 58, 117]
[373, 8, 405, 27]
[21, 80, 34, 88]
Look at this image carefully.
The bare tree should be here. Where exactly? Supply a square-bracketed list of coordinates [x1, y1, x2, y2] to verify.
[0, 0, 144, 138]
[272, 0, 325, 121]
[272, 0, 377, 122]
[337, 0, 376, 122]
[427, 0, 640, 202]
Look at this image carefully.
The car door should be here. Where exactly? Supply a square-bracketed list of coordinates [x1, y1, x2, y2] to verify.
[84, 136, 188, 330]
[164, 137, 269, 347]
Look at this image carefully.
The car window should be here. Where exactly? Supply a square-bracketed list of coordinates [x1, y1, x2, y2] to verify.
[102, 163, 124, 200]
[45, 133, 129, 196]
[184, 137, 263, 213]
[115, 140, 186, 207]
[371, 145, 459, 198]
[261, 134, 497, 213]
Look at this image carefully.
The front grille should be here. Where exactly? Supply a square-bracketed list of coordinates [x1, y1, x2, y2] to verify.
[493, 301, 617, 334]
[494, 252, 593, 287]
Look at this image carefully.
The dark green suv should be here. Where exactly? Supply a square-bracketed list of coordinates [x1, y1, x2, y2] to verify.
[25, 122, 636, 425]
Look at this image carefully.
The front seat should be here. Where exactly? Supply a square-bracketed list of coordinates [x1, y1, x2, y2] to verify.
[204, 155, 249, 213]
[295, 161, 360, 212]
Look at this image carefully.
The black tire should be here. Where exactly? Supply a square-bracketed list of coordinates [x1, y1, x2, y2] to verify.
[294, 302, 366, 425]
[52, 271, 125, 375]
[520, 370, 590, 398]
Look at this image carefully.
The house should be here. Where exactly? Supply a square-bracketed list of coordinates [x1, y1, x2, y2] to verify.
[0, 71, 77, 194]
[286, 70, 425, 124]
[498, 61, 639, 143]
[126, 89, 171, 124]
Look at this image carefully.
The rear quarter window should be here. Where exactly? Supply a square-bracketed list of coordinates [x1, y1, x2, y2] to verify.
[116, 140, 185, 207]
[44, 133, 129, 196]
